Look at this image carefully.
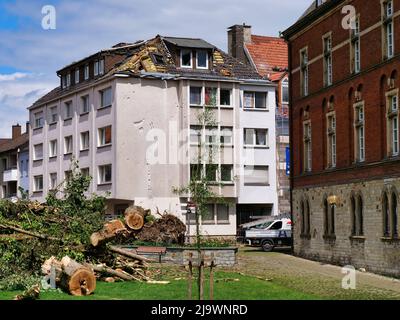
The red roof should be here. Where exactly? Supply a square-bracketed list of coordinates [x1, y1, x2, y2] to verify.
[245, 35, 288, 79]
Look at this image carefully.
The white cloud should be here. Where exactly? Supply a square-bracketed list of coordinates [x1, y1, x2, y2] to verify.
[0, 72, 29, 82]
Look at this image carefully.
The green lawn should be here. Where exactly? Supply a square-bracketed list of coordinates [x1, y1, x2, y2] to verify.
[0, 272, 317, 301]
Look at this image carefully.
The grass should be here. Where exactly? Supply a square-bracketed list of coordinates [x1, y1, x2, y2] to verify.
[0, 272, 317, 301]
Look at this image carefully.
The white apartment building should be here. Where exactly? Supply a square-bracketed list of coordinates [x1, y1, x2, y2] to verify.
[28, 36, 278, 239]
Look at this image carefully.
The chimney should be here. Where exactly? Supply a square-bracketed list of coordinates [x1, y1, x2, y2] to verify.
[25, 121, 30, 135]
[227, 24, 252, 64]
[12, 124, 21, 140]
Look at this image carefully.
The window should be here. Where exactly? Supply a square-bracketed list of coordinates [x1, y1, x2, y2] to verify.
[94, 60, 99, 76]
[34, 111, 44, 129]
[81, 95, 90, 114]
[34, 176, 43, 192]
[190, 126, 202, 145]
[351, 17, 361, 73]
[64, 101, 73, 120]
[65, 170, 73, 183]
[62, 75, 67, 89]
[327, 114, 336, 168]
[81, 168, 90, 177]
[351, 194, 364, 237]
[205, 164, 218, 182]
[203, 204, 215, 223]
[98, 126, 112, 147]
[244, 128, 268, 147]
[382, 188, 399, 238]
[151, 53, 165, 65]
[387, 94, 399, 156]
[221, 165, 233, 182]
[220, 127, 233, 145]
[383, 192, 390, 237]
[66, 73, 71, 87]
[98, 164, 112, 184]
[323, 35, 333, 86]
[49, 173, 57, 190]
[49, 106, 58, 124]
[190, 87, 202, 105]
[216, 204, 229, 223]
[354, 103, 365, 162]
[49, 140, 57, 158]
[99, 59, 105, 75]
[383, 1, 395, 59]
[64, 136, 73, 154]
[190, 164, 202, 181]
[303, 121, 312, 171]
[243, 92, 267, 109]
[323, 197, 336, 238]
[196, 50, 208, 69]
[80, 131, 90, 151]
[220, 89, 231, 106]
[205, 127, 218, 145]
[281, 79, 289, 104]
[181, 49, 192, 68]
[205, 87, 217, 106]
[100, 87, 112, 108]
[33, 144, 43, 161]
[75, 68, 79, 84]
[244, 166, 269, 185]
[84, 64, 89, 80]
[300, 199, 311, 237]
[391, 192, 398, 237]
[300, 49, 309, 96]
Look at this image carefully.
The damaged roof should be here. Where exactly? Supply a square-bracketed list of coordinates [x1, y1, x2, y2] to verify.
[31, 35, 264, 109]
[245, 35, 288, 80]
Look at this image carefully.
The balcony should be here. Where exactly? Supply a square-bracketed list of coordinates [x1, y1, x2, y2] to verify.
[3, 168, 18, 182]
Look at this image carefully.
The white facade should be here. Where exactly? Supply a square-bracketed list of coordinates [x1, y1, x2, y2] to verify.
[29, 74, 278, 238]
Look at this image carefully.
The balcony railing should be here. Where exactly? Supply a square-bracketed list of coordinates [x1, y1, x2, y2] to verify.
[3, 168, 18, 182]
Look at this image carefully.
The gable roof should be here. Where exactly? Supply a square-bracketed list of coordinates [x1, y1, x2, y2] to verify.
[30, 35, 264, 109]
[0, 133, 28, 154]
[245, 35, 288, 80]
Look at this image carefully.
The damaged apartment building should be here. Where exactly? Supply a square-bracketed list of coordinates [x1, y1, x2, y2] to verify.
[28, 35, 278, 240]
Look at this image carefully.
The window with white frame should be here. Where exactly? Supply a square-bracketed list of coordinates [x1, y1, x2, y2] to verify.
[243, 92, 267, 109]
[327, 113, 337, 168]
[190, 126, 202, 145]
[244, 128, 268, 147]
[94, 60, 99, 76]
[196, 50, 208, 69]
[100, 87, 112, 108]
[34, 111, 44, 129]
[34, 175, 43, 192]
[190, 87, 202, 106]
[220, 127, 233, 145]
[351, 16, 361, 73]
[49, 173, 57, 190]
[354, 103, 365, 162]
[98, 164, 112, 184]
[220, 89, 231, 106]
[99, 59, 105, 75]
[62, 75, 67, 89]
[84, 64, 89, 80]
[205, 127, 218, 145]
[303, 121, 312, 171]
[80, 131, 90, 151]
[221, 165, 233, 182]
[300, 49, 309, 96]
[387, 93, 399, 156]
[75, 68, 79, 84]
[205, 164, 218, 182]
[244, 166, 269, 185]
[65, 170, 73, 183]
[205, 87, 217, 106]
[33, 144, 43, 161]
[323, 35, 333, 86]
[49, 140, 57, 158]
[180, 49, 192, 68]
[66, 73, 71, 87]
[281, 79, 289, 104]
[216, 204, 229, 223]
[98, 126, 112, 147]
[49, 106, 58, 124]
[81, 95, 90, 114]
[64, 136, 73, 154]
[64, 101, 73, 120]
[81, 168, 90, 177]
[383, 0, 395, 59]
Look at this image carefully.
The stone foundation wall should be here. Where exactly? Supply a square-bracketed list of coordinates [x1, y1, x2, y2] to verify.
[293, 178, 400, 278]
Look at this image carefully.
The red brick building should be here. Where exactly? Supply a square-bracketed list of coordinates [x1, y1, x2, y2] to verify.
[283, 0, 400, 276]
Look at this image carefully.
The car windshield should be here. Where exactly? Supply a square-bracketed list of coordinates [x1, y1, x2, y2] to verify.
[254, 221, 274, 229]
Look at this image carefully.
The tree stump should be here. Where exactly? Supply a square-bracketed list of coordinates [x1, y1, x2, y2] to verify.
[124, 206, 147, 231]
[60, 256, 96, 296]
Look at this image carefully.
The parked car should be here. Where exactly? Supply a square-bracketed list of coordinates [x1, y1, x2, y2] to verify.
[245, 218, 292, 252]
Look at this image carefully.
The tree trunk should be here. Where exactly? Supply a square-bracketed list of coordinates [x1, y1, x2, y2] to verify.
[87, 264, 141, 282]
[124, 206, 147, 230]
[59, 256, 96, 296]
[108, 245, 152, 263]
[90, 220, 127, 247]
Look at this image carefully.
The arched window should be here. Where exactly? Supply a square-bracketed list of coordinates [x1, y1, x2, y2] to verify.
[357, 195, 364, 236]
[300, 198, 311, 237]
[391, 191, 398, 237]
[383, 191, 390, 237]
[351, 195, 356, 236]
[305, 200, 311, 236]
[330, 203, 335, 236]
[300, 200, 305, 235]
[324, 196, 336, 238]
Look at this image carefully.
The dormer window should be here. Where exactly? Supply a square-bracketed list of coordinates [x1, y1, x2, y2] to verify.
[84, 64, 89, 80]
[75, 68, 80, 84]
[196, 50, 208, 69]
[181, 49, 192, 68]
[66, 73, 71, 88]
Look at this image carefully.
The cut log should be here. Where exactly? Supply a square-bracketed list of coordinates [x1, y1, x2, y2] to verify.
[87, 264, 141, 282]
[59, 256, 96, 296]
[90, 220, 127, 247]
[124, 206, 148, 230]
[41, 256, 63, 279]
[108, 245, 153, 263]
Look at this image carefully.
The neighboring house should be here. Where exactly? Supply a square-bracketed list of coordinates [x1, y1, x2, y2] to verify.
[0, 124, 29, 201]
[227, 24, 290, 216]
[28, 35, 278, 240]
[283, 0, 400, 277]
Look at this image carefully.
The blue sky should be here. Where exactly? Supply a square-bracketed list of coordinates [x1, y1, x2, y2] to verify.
[0, 0, 311, 137]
